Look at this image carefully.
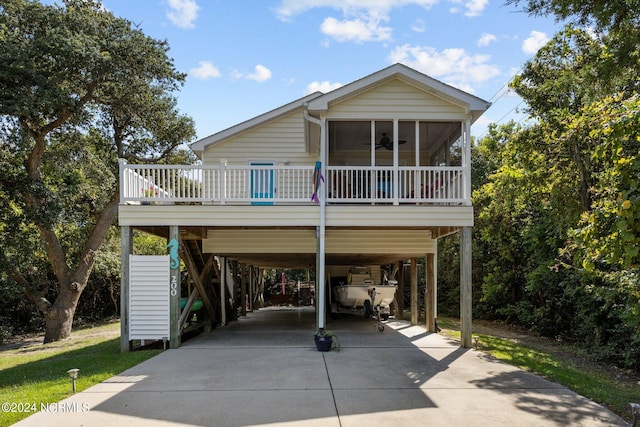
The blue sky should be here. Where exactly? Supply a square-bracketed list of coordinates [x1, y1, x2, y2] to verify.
[96, 0, 563, 141]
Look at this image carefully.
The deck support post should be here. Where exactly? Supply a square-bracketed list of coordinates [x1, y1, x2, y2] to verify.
[396, 260, 404, 320]
[248, 266, 254, 312]
[410, 257, 418, 325]
[425, 253, 436, 332]
[220, 256, 227, 326]
[231, 260, 238, 321]
[120, 226, 132, 353]
[257, 268, 264, 308]
[460, 226, 473, 348]
[240, 262, 247, 316]
[169, 226, 181, 349]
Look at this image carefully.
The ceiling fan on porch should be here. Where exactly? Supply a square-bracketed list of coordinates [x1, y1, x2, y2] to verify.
[375, 133, 407, 150]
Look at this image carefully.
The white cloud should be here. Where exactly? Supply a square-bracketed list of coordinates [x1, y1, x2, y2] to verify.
[305, 80, 344, 95]
[275, 0, 439, 21]
[411, 19, 426, 33]
[189, 61, 221, 80]
[274, 0, 438, 42]
[522, 30, 549, 55]
[166, 0, 199, 29]
[247, 65, 273, 82]
[448, 0, 487, 17]
[477, 33, 496, 46]
[464, 0, 488, 17]
[232, 65, 273, 82]
[320, 16, 392, 42]
[388, 44, 501, 93]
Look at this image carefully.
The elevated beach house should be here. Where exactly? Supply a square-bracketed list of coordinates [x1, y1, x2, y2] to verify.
[118, 63, 491, 351]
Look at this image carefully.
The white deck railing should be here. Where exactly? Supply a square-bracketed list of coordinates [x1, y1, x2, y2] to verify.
[120, 162, 468, 205]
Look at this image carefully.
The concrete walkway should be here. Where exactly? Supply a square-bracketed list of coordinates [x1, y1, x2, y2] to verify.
[14, 307, 626, 426]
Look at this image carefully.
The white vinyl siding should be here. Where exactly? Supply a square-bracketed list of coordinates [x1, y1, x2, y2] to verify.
[327, 79, 468, 120]
[202, 110, 317, 201]
[129, 255, 170, 341]
[203, 228, 435, 256]
[202, 110, 316, 166]
[325, 229, 436, 255]
[204, 229, 316, 254]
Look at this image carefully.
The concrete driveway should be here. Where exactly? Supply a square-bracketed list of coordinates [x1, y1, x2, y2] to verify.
[14, 307, 626, 427]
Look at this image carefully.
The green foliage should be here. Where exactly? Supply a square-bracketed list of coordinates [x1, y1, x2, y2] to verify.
[133, 231, 169, 256]
[461, 4, 640, 372]
[507, 0, 630, 24]
[567, 95, 640, 269]
[0, 0, 195, 340]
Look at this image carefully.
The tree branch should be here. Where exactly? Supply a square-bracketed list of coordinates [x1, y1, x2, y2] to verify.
[11, 270, 52, 314]
[70, 190, 120, 289]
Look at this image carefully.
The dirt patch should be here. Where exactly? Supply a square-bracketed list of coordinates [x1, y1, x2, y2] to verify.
[0, 320, 120, 354]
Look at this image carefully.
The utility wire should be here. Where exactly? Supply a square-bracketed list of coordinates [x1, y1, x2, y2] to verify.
[475, 100, 525, 141]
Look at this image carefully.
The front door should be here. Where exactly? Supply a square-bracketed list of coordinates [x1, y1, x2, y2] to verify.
[250, 162, 274, 205]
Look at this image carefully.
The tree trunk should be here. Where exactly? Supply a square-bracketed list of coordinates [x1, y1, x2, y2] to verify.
[43, 285, 82, 343]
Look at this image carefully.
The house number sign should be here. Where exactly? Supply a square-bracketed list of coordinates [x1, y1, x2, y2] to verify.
[170, 275, 178, 297]
[166, 238, 179, 297]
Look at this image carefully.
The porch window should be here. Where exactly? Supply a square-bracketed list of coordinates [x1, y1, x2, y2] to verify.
[328, 120, 462, 167]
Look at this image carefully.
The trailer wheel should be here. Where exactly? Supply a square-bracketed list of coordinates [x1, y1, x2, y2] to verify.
[363, 300, 372, 318]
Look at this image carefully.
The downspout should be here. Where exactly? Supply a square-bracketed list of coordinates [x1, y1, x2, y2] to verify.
[304, 106, 327, 331]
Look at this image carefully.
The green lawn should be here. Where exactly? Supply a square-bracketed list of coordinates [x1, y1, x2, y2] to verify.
[437, 317, 638, 423]
[0, 322, 161, 427]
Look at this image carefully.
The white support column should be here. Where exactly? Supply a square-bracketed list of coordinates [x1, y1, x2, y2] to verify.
[414, 122, 420, 166]
[370, 121, 376, 204]
[317, 116, 327, 331]
[118, 159, 127, 205]
[460, 226, 473, 348]
[303, 106, 327, 331]
[120, 226, 132, 352]
[393, 119, 399, 205]
[464, 119, 472, 205]
[220, 159, 227, 205]
[414, 122, 420, 199]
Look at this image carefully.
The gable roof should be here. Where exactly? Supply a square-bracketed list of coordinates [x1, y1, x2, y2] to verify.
[306, 63, 491, 122]
[190, 63, 491, 155]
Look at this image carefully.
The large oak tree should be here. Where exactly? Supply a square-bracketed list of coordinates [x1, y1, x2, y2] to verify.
[0, 0, 195, 342]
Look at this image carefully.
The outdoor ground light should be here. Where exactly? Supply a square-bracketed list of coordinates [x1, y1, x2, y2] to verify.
[630, 402, 640, 427]
[67, 368, 79, 393]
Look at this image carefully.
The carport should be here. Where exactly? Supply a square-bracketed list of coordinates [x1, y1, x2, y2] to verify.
[119, 224, 463, 352]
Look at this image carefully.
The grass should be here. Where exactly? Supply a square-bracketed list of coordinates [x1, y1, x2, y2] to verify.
[437, 317, 639, 422]
[0, 322, 161, 427]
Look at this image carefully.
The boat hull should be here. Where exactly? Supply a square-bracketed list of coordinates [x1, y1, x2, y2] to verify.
[333, 284, 396, 309]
